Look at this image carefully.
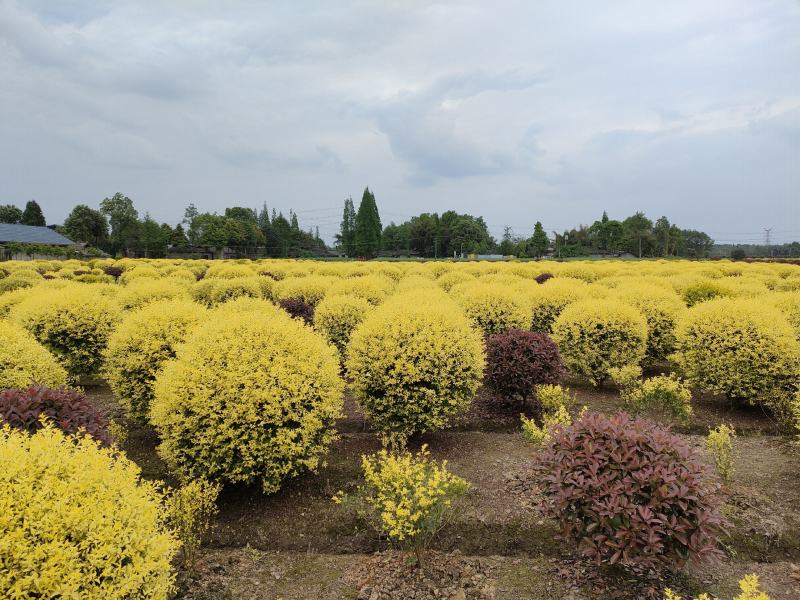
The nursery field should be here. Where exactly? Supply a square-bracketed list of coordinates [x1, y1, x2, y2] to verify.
[1, 257, 800, 599]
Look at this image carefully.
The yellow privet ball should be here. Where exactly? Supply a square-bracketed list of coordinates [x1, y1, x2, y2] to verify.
[150, 310, 344, 493]
[767, 290, 800, 339]
[613, 283, 686, 363]
[272, 274, 334, 306]
[190, 276, 265, 307]
[0, 268, 43, 293]
[525, 277, 592, 333]
[552, 299, 648, 385]
[326, 274, 394, 306]
[103, 299, 207, 423]
[0, 425, 178, 599]
[0, 321, 69, 389]
[119, 265, 161, 285]
[671, 298, 800, 423]
[451, 282, 532, 336]
[11, 284, 121, 381]
[346, 290, 485, 433]
[203, 263, 255, 279]
[120, 277, 191, 310]
[314, 294, 372, 360]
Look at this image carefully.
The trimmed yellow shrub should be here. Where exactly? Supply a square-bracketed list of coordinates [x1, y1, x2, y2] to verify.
[204, 264, 255, 279]
[679, 277, 733, 307]
[150, 309, 344, 493]
[120, 277, 190, 310]
[119, 265, 161, 285]
[272, 275, 333, 306]
[0, 424, 177, 598]
[614, 284, 686, 363]
[326, 274, 394, 305]
[0, 269, 42, 294]
[314, 294, 372, 359]
[767, 290, 800, 339]
[190, 276, 264, 307]
[103, 299, 207, 423]
[526, 278, 591, 333]
[452, 282, 532, 336]
[671, 298, 800, 422]
[11, 285, 121, 380]
[552, 299, 647, 385]
[436, 270, 476, 292]
[0, 321, 69, 389]
[0, 286, 36, 318]
[346, 291, 485, 433]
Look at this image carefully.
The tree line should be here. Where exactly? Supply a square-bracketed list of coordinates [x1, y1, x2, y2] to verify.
[7, 194, 326, 258]
[333, 193, 716, 259]
[3, 192, 760, 260]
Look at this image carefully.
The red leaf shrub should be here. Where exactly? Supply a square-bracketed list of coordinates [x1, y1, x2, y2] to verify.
[0, 385, 113, 446]
[278, 297, 315, 325]
[534, 412, 724, 570]
[102, 266, 123, 279]
[535, 272, 554, 284]
[484, 329, 565, 405]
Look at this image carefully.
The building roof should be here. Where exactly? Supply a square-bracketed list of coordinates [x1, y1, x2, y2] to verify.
[0, 223, 74, 246]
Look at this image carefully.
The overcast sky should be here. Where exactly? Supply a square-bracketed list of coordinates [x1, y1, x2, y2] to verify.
[1, 1, 798, 244]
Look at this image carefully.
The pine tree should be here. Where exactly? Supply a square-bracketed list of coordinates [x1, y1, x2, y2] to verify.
[354, 187, 382, 259]
[338, 197, 357, 256]
[20, 200, 46, 226]
[529, 221, 549, 258]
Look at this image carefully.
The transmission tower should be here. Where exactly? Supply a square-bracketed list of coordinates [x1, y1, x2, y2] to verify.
[764, 227, 773, 257]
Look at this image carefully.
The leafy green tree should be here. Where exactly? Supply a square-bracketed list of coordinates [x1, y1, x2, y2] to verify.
[679, 230, 714, 258]
[354, 187, 382, 259]
[0, 204, 22, 224]
[622, 212, 654, 258]
[139, 214, 169, 258]
[588, 211, 624, 254]
[225, 207, 263, 247]
[100, 192, 140, 256]
[653, 216, 684, 257]
[62, 205, 108, 247]
[381, 222, 411, 256]
[20, 200, 46, 226]
[183, 204, 200, 245]
[407, 213, 441, 257]
[528, 221, 549, 258]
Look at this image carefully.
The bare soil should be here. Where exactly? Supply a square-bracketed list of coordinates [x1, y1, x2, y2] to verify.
[84, 383, 800, 599]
